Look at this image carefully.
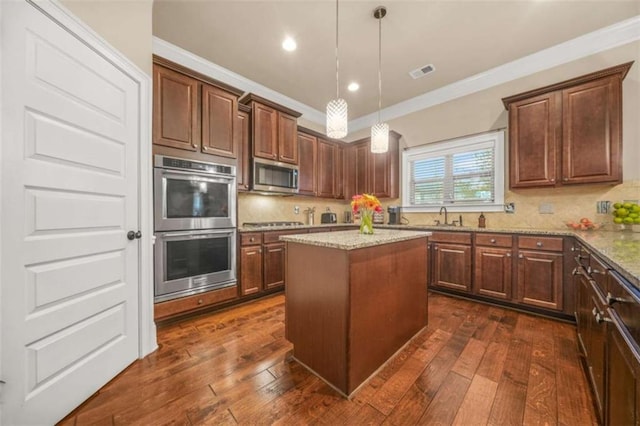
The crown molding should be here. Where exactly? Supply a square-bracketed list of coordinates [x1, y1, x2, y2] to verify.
[349, 14, 640, 132]
[154, 14, 640, 134]
[152, 37, 325, 124]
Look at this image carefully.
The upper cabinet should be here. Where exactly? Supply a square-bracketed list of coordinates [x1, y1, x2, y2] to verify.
[297, 128, 344, 199]
[345, 131, 400, 199]
[502, 62, 633, 189]
[297, 131, 317, 196]
[240, 94, 301, 165]
[152, 56, 243, 161]
[236, 104, 251, 191]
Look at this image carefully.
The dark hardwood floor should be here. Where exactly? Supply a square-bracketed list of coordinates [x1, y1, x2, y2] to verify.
[60, 292, 597, 425]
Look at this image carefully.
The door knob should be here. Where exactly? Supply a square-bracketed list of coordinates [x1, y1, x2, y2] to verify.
[127, 230, 142, 240]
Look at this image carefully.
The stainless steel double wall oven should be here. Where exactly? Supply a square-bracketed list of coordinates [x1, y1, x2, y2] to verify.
[153, 155, 237, 302]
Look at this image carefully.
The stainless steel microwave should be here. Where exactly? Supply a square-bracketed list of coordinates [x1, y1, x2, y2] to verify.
[252, 158, 299, 194]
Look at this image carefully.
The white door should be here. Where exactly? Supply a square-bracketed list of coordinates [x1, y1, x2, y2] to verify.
[1, 1, 141, 424]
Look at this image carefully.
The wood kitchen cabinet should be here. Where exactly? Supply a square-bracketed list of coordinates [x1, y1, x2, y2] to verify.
[239, 233, 263, 296]
[153, 57, 243, 161]
[474, 233, 513, 300]
[429, 232, 472, 293]
[317, 139, 339, 198]
[240, 94, 301, 165]
[344, 131, 400, 199]
[516, 236, 564, 311]
[263, 242, 286, 290]
[236, 104, 251, 191]
[503, 62, 632, 189]
[297, 131, 317, 196]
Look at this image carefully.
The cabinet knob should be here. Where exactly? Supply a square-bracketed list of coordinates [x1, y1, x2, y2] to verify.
[434, 247, 438, 251]
[518, 253, 524, 259]
[563, 177, 569, 182]
[550, 178, 555, 182]
[198, 299, 203, 305]
[192, 143, 198, 149]
[490, 238, 496, 243]
[249, 237, 255, 242]
[536, 242, 543, 247]
[258, 249, 262, 253]
[506, 252, 511, 257]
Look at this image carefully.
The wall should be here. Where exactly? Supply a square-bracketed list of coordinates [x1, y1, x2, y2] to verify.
[60, 0, 153, 75]
[388, 40, 640, 230]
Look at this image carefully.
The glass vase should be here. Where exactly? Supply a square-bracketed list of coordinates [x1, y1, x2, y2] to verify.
[360, 210, 374, 235]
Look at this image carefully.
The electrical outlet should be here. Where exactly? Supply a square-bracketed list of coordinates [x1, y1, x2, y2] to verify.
[294, 206, 300, 215]
[596, 201, 611, 214]
[504, 202, 515, 214]
[539, 203, 554, 214]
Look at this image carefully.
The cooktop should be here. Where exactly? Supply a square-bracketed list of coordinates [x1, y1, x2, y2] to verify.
[242, 221, 305, 228]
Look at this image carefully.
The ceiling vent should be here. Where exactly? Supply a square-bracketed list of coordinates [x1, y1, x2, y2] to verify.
[409, 64, 435, 79]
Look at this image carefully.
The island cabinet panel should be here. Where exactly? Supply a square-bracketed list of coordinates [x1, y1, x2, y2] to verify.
[153, 63, 200, 152]
[285, 237, 428, 396]
[297, 132, 317, 196]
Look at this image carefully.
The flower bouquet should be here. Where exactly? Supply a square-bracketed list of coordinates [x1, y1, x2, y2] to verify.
[351, 193, 382, 234]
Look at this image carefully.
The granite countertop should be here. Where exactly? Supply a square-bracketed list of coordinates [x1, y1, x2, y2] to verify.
[279, 229, 431, 251]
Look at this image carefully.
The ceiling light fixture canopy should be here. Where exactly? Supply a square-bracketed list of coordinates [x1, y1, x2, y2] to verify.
[371, 5, 389, 154]
[326, 0, 348, 139]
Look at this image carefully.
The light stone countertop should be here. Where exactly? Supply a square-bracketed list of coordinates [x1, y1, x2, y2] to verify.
[279, 229, 430, 251]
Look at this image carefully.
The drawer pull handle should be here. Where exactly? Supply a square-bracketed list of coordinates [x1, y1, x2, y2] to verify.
[595, 311, 612, 324]
[490, 238, 496, 243]
[536, 242, 543, 247]
[606, 292, 626, 306]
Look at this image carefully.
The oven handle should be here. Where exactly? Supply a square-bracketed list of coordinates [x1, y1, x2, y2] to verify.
[157, 167, 235, 182]
[159, 230, 235, 238]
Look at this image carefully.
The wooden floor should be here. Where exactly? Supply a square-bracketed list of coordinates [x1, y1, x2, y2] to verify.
[60, 292, 597, 425]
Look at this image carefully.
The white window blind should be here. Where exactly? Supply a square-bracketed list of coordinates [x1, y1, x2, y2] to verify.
[402, 130, 505, 212]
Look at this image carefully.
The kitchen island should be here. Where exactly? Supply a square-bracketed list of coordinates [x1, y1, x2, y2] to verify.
[281, 229, 430, 397]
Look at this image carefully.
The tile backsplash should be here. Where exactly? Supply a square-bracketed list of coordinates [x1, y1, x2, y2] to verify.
[238, 180, 640, 230]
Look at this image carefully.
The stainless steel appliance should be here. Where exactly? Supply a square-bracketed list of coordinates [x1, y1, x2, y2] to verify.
[154, 229, 237, 302]
[387, 206, 402, 224]
[321, 212, 337, 224]
[252, 158, 299, 194]
[153, 155, 237, 302]
[154, 155, 236, 231]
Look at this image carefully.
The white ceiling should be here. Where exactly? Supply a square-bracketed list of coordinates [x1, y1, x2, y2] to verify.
[153, 1, 640, 131]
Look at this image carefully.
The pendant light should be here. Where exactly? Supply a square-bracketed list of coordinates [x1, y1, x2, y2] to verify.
[326, 0, 348, 139]
[371, 6, 389, 154]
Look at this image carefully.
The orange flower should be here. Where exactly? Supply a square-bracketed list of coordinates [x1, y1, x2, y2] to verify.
[351, 193, 382, 214]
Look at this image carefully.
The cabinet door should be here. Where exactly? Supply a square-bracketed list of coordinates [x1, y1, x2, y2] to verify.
[236, 109, 250, 191]
[607, 309, 640, 426]
[263, 242, 286, 290]
[278, 112, 298, 164]
[297, 132, 317, 196]
[562, 76, 622, 185]
[508, 92, 560, 188]
[334, 144, 344, 199]
[252, 102, 278, 160]
[474, 247, 512, 300]
[153, 64, 199, 151]
[516, 250, 563, 310]
[317, 139, 336, 198]
[240, 245, 263, 296]
[369, 150, 390, 198]
[431, 243, 472, 293]
[354, 142, 369, 196]
[201, 83, 237, 158]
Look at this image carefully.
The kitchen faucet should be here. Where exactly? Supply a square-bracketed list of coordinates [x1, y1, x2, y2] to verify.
[439, 206, 448, 225]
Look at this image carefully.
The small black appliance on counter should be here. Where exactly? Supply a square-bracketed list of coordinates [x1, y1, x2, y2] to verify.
[321, 212, 337, 224]
[387, 206, 402, 225]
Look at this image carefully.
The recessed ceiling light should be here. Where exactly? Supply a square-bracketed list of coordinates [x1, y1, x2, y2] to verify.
[347, 82, 360, 92]
[282, 37, 297, 52]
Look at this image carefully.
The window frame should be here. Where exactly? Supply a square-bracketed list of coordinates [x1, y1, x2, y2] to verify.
[401, 130, 505, 213]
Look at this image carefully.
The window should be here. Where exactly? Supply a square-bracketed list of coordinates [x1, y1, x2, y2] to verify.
[402, 130, 505, 212]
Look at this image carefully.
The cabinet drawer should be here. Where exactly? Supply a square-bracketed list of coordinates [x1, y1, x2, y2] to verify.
[263, 229, 306, 244]
[430, 232, 472, 245]
[608, 271, 640, 349]
[154, 285, 238, 321]
[241, 232, 262, 246]
[475, 233, 513, 248]
[518, 236, 563, 252]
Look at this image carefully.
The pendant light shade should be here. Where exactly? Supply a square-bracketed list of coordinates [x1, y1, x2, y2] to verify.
[371, 6, 388, 153]
[327, 98, 348, 139]
[326, 0, 348, 139]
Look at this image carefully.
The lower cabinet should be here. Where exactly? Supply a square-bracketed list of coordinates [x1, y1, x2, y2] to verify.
[515, 236, 564, 311]
[429, 232, 472, 293]
[474, 233, 513, 300]
[263, 242, 286, 290]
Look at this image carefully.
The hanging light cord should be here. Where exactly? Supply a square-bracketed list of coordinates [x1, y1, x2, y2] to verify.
[335, 0, 340, 100]
[377, 10, 382, 123]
